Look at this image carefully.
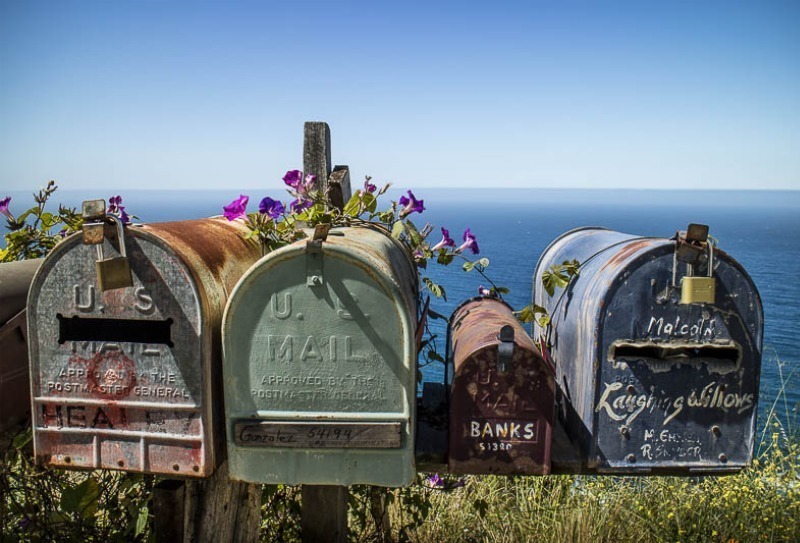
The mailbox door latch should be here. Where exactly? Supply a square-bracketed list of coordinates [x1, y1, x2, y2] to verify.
[497, 325, 515, 373]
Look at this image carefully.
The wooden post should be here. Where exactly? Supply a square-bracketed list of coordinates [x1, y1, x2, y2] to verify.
[153, 480, 185, 542]
[301, 121, 352, 543]
[182, 461, 261, 543]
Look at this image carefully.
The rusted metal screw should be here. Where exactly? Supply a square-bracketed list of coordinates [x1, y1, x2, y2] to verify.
[719, 453, 727, 463]
[117, 460, 125, 467]
[711, 425, 721, 436]
[620, 426, 630, 437]
[64, 456, 71, 464]
[627, 385, 636, 394]
[310, 275, 322, 285]
[172, 464, 180, 471]
[626, 454, 636, 463]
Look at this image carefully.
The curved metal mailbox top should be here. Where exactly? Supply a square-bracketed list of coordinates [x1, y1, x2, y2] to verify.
[532, 227, 763, 474]
[223, 225, 418, 486]
[448, 297, 554, 475]
[27, 217, 260, 477]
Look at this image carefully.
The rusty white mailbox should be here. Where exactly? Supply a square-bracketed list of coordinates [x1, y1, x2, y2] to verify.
[222, 225, 418, 486]
[28, 212, 261, 476]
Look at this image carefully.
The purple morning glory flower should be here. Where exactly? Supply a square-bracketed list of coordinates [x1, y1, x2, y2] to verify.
[258, 197, 285, 219]
[117, 206, 131, 224]
[456, 228, 479, 254]
[282, 170, 303, 190]
[303, 173, 317, 193]
[0, 196, 11, 220]
[427, 473, 444, 488]
[398, 190, 424, 218]
[431, 227, 455, 251]
[290, 198, 313, 213]
[107, 195, 122, 214]
[478, 285, 492, 296]
[364, 179, 377, 193]
[223, 194, 249, 221]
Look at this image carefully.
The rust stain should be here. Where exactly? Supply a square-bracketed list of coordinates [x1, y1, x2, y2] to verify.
[449, 297, 555, 475]
[601, 239, 655, 272]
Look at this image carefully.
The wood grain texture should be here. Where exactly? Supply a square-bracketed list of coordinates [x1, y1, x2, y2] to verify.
[183, 461, 261, 543]
[301, 486, 348, 543]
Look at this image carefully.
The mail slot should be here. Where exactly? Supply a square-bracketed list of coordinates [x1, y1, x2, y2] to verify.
[532, 226, 763, 474]
[27, 216, 261, 476]
[448, 297, 555, 475]
[222, 225, 418, 486]
[0, 258, 42, 434]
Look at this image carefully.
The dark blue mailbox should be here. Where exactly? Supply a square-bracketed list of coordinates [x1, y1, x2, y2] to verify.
[533, 225, 763, 474]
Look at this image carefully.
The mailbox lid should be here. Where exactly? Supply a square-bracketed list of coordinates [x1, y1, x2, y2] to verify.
[448, 297, 554, 475]
[223, 226, 418, 486]
[28, 218, 259, 476]
[533, 227, 763, 474]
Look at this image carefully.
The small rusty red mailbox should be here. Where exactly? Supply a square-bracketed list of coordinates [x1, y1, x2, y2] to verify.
[448, 297, 555, 475]
[27, 211, 260, 476]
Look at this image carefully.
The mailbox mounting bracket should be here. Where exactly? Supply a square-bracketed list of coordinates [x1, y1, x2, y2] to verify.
[306, 240, 324, 286]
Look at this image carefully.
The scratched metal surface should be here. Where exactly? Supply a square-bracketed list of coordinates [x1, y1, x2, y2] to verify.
[533, 227, 763, 474]
[448, 297, 555, 475]
[27, 217, 260, 476]
[222, 224, 418, 486]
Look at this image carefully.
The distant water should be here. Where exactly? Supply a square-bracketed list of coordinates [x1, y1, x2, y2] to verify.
[5, 188, 800, 424]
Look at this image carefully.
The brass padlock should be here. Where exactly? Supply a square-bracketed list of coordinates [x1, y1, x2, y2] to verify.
[680, 241, 715, 304]
[96, 215, 133, 291]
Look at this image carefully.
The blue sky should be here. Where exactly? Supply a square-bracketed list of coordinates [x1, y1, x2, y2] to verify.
[1, 0, 798, 191]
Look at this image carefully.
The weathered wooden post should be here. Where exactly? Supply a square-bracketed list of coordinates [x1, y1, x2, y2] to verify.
[300, 121, 351, 543]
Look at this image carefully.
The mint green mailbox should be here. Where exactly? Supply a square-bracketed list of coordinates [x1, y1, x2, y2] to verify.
[222, 226, 418, 486]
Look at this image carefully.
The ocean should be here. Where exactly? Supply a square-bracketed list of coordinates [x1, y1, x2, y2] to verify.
[5, 187, 800, 425]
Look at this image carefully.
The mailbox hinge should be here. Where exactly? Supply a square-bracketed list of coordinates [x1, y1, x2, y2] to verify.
[306, 240, 324, 287]
[497, 325, 515, 373]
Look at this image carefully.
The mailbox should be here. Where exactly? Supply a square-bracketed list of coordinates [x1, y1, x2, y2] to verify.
[448, 297, 555, 475]
[0, 259, 42, 434]
[27, 216, 261, 476]
[532, 226, 763, 474]
[222, 225, 418, 486]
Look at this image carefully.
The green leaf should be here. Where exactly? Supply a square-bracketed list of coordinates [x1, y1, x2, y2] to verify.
[422, 277, 446, 301]
[542, 269, 569, 297]
[135, 506, 149, 536]
[426, 350, 445, 363]
[361, 192, 377, 214]
[436, 251, 454, 265]
[342, 192, 362, 217]
[462, 260, 476, 272]
[391, 221, 405, 239]
[516, 304, 536, 323]
[61, 477, 100, 518]
[494, 286, 510, 295]
[403, 219, 423, 246]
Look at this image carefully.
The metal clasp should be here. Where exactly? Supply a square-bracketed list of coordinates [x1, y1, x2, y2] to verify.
[497, 325, 515, 373]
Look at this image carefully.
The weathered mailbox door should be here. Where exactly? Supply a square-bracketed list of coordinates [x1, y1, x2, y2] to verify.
[28, 217, 260, 476]
[223, 225, 418, 486]
[533, 227, 763, 474]
[448, 297, 555, 475]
